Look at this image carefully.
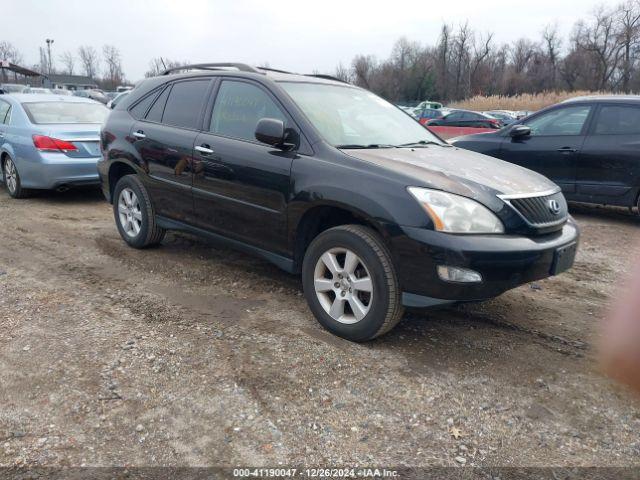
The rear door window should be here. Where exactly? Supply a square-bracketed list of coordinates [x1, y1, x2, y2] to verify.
[593, 105, 640, 135]
[161, 80, 211, 130]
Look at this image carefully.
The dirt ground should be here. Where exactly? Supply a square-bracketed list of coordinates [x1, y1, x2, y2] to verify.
[0, 187, 639, 470]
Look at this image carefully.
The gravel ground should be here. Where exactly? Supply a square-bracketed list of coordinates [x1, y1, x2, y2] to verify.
[0, 187, 639, 470]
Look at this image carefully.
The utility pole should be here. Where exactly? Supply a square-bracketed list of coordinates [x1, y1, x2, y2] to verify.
[45, 38, 54, 74]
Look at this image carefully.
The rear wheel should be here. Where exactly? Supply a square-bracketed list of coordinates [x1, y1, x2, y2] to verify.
[302, 225, 404, 342]
[113, 175, 165, 248]
[3, 156, 29, 198]
[636, 193, 640, 217]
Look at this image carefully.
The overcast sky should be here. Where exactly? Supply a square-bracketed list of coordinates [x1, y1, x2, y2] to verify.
[6, 0, 603, 82]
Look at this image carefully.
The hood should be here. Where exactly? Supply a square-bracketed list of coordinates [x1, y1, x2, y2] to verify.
[343, 145, 558, 211]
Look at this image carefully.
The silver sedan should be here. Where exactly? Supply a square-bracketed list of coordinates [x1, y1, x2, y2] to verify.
[0, 94, 108, 198]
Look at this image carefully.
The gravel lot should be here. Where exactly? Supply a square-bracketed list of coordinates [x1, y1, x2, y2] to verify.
[0, 187, 639, 470]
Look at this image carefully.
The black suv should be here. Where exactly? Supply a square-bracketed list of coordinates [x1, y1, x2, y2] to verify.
[99, 63, 579, 342]
[451, 96, 640, 214]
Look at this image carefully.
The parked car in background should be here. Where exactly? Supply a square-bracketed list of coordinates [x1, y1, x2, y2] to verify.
[107, 90, 130, 109]
[414, 107, 444, 125]
[51, 89, 73, 96]
[0, 94, 109, 197]
[426, 109, 501, 139]
[73, 89, 109, 104]
[450, 96, 640, 214]
[483, 110, 518, 126]
[0, 83, 27, 94]
[99, 62, 578, 342]
[23, 87, 54, 95]
[516, 110, 534, 120]
[416, 100, 443, 110]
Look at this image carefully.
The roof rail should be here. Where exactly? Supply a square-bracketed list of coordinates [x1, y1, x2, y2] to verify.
[305, 74, 348, 84]
[162, 63, 262, 75]
[256, 66, 294, 75]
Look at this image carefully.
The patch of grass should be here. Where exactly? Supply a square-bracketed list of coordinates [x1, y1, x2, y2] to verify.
[451, 91, 614, 112]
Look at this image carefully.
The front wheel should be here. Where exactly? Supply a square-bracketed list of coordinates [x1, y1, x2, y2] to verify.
[113, 174, 165, 248]
[302, 225, 404, 342]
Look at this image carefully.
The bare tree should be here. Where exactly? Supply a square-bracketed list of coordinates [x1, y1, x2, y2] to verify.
[542, 24, 562, 89]
[616, 0, 640, 92]
[351, 55, 376, 89]
[0, 41, 24, 65]
[144, 57, 190, 77]
[334, 62, 351, 82]
[78, 46, 99, 79]
[102, 45, 124, 88]
[59, 51, 75, 75]
[575, 6, 623, 90]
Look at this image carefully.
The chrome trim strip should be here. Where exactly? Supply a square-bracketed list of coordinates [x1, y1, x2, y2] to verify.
[62, 138, 100, 142]
[496, 187, 561, 200]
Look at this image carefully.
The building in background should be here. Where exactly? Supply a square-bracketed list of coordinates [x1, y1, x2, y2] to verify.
[0, 61, 42, 86]
[42, 74, 98, 91]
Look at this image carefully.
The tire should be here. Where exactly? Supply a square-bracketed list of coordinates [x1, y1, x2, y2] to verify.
[636, 193, 640, 217]
[3, 155, 29, 199]
[113, 174, 165, 248]
[302, 224, 404, 342]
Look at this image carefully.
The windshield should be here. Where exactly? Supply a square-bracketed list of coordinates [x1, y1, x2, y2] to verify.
[22, 102, 108, 124]
[279, 82, 443, 148]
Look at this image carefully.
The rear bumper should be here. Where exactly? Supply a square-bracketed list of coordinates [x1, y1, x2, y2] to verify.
[392, 218, 580, 305]
[19, 152, 100, 190]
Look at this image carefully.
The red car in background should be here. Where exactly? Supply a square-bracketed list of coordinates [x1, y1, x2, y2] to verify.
[425, 109, 502, 140]
[415, 107, 444, 125]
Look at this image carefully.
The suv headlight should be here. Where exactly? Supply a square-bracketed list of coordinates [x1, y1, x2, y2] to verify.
[407, 187, 504, 234]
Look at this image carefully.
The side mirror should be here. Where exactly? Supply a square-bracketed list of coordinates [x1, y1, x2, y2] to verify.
[510, 125, 531, 138]
[255, 118, 286, 147]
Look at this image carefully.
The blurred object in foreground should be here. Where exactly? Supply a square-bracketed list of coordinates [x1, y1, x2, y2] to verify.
[601, 256, 640, 393]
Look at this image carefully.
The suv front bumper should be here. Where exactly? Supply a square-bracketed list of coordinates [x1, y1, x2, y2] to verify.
[392, 218, 580, 307]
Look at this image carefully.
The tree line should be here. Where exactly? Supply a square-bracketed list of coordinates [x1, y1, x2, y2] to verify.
[2, 1, 639, 98]
[335, 1, 640, 103]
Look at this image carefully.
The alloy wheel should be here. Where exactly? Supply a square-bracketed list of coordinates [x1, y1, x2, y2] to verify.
[4, 158, 17, 194]
[118, 187, 143, 238]
[313, 247, 373, 324]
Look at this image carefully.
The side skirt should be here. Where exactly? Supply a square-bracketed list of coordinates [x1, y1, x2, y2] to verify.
[156, 215, 296, 274]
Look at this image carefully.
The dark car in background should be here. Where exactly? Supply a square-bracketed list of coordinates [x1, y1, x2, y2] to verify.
[425, 109, 501, 139]
[99, 63, 578, 342]
[451, 96, 640, 214]
[483, 110, 518, 126]
[427, 110, 502, 129]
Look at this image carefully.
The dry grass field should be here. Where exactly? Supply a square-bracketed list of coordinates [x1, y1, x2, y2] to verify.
[451, 91, 615, 112]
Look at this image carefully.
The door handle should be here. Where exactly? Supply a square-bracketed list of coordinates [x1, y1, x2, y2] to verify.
[195, 144, 214, 155]
[0, 132, 4, 138]
[557, 147, 577, 153]
[133, 130, 146, 139]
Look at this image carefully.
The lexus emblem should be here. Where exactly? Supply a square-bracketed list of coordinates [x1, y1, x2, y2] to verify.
[548, 199, 562, 215]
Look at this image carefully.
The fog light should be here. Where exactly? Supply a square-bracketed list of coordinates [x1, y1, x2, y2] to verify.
[437, 265, 483, 283]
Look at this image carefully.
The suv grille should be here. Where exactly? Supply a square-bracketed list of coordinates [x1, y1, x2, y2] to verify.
[502, 191, 568, 228]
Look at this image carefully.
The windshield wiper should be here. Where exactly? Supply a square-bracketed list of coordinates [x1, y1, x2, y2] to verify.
[396, 140, 445, 148]
[336, 144, 397, 149]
